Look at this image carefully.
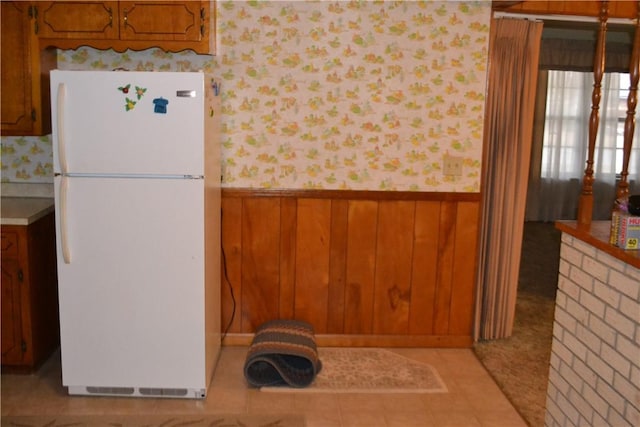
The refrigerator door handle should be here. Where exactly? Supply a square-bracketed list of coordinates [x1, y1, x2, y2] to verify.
[57, 83, 69, 175]
[60, 175, 72, 264]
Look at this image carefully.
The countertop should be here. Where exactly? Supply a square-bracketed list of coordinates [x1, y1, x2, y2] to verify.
[1, 197, 55, 226]
[556, 220, 640, 269]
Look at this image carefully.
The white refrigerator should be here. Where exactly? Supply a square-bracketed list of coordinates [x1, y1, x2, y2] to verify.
[50, 70, 221, 399]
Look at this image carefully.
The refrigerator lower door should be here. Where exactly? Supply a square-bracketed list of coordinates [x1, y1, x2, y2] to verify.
[54, 175, 207, 398]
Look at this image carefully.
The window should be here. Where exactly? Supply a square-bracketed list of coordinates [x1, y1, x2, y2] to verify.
[615, 73, 631, 174]
[526, 70, 639, 222]
[541, 71, 638, 181]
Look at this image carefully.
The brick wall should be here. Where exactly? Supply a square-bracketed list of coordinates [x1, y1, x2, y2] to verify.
[545, 233, 640, 426]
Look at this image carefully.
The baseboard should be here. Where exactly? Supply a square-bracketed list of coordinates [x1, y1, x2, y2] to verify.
[221, 333, 472, 348]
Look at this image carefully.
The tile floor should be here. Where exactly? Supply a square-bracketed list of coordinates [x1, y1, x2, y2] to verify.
[1, 346, 528, 427]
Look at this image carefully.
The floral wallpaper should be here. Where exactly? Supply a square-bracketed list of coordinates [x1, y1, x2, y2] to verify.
[1, 135, 54, 182]
[1, 0, 491, 192]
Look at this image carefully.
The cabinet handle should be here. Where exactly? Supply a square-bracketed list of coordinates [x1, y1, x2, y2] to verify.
[123, 9, 128, 28]
[107, 7, 113, 28]
[200, 7, 205, 37]
[17, 269, 24, 282]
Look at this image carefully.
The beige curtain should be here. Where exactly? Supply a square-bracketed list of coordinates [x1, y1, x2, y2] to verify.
[475, 18, 543, 340]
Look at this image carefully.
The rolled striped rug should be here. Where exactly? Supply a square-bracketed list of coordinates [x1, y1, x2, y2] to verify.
[244, 319, 322, 388]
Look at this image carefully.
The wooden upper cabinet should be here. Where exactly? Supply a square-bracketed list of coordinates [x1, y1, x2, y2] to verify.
[1, 2, 33, 135]
[36, 1, 216, 54]
[38, 1, 119, 40]
[1, 2, 55, 136]
[119, 2, 203, 42]
[493, 1, 639, 19]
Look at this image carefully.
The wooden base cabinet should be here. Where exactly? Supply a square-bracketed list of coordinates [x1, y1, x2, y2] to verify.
[1, 213, 59, 371]
[36, 1, 216, 54]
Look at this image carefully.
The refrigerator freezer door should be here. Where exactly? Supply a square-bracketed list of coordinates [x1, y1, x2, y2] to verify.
[51, 71, 205, 176]
[54, 175, 206, 393]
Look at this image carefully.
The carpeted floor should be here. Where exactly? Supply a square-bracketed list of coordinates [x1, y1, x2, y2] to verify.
[474, 221, 561, 427]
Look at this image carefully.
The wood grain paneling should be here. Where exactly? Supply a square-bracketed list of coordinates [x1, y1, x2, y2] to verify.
[279, 198, 297, 320]
[294, 199, 332, 332]
[373, 201, 414, 335]
[409, 201, 441, 335]
[449, 201, 481, 335]
[221, 189, 480, 347]
[328, 200, 348, 334]
[221, 197, 242, 334]
[240, 198, 280, 331]
[344, 201, 378, 335]
[433, 201, 457, 335]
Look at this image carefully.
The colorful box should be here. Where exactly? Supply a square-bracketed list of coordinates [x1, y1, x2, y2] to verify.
[610, 211, 640, 250]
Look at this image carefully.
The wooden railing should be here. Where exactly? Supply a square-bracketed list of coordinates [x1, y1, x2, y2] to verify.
[617, 7, 640, 201]
[577, 1, 640, 228]
[577, 1, 608, 228]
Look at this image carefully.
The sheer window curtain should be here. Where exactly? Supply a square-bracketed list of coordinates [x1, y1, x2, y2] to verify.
[526, 71, 640, 221]
[474, 18, 543, 341]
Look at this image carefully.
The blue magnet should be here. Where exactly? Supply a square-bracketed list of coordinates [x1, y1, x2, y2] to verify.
[153, 97, 169, 114]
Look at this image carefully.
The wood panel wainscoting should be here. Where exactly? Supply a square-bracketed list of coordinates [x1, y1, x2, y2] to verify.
[220, 189, 480, 348]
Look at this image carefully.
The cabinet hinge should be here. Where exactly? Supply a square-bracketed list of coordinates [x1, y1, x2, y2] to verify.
[21, 340, 27, 353]
[29, 6, 39, 34]
[17, 269, 24, 282]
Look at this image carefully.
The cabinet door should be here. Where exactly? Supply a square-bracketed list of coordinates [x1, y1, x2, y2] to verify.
[1, 2, 34, 135]
[1, 258, 24, 365]
[119, 1, 203, 42]
[38, 1, 119, 40]
[1, 2, 54, 137]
